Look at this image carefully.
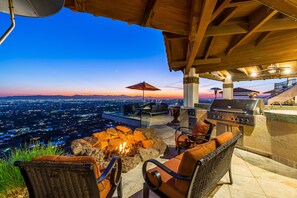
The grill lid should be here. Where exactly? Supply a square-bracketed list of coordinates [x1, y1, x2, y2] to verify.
[209, 99, 264, 115]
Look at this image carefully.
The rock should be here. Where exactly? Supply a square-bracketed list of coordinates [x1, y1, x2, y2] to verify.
[121, 155, 141, 173]
[153, 137, 167, 154]
[106, 127, 118, 137]
[71, 139, 92, 155]
[83, 136, 98, 145]
[85, 147, 106, 168]
[137, 128, 156, 139]
[139, 147, 160, 162]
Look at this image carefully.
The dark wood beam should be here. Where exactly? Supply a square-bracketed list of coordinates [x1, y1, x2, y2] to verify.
[211, 0, 232, 22]
[237, 68, 249, 76]
[225, 6, 278, 55]
[205, 17, 297, 37]
[171, 58, 222, 67]
[232, 73, 297, 82]
[257, 0, 297, 20]
[185, 0, 218, 74]
[255, 31, 272, 46]
[141, 0, 160, 26]
[163, 34, 173, 71]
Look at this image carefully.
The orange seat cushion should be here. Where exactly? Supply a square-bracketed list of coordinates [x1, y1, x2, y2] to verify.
[33, 155, 110, 194]
[175, 153, 184, 161]
[147, 158, 185, 198]
[176, 140, 216, 194]
[214, 132, 233, 146]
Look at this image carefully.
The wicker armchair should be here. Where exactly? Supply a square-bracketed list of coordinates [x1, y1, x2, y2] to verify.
[175, 119, 215, 154]
[143, 132, 242, 198]
[14, 155, 122, 198]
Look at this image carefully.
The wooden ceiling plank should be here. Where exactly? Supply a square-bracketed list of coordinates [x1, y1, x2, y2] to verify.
[205, 16, 297, 37]
[205, 6, 238, 59]
[211, 0, 232, 22]
[255, 31, 272, 46]
[171, 57, 222, 67]
[233, 73, 297, 81]
[185, 0, 218, 74]
[227, 0, 255, 7]
[257, 0, 297, 20]
[225, 6, 278, 55]
[141, 0, 160, 26]
[217, 71, 225, 77]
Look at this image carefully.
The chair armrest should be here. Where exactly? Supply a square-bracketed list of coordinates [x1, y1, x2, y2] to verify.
[142, 159, 191, 190]
[175, 126, 192, 135]
[97, 156, 122, 186]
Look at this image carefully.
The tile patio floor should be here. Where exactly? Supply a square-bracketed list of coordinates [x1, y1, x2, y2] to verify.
[120, 115, 297, 198]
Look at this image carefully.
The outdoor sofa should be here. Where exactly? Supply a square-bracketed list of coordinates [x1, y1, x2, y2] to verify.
[142, 132, 242, 198]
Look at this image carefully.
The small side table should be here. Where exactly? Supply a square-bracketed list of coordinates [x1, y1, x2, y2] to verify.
[169, 105, 180, 124]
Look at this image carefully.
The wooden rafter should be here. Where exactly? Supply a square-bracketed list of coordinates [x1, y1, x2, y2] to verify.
[185, 0, 218, 74]
[140, 0, 159, 26]
[204, 6, 238, 59]
[225, 6, 278, 55]
[199, 73, 224, 81]
[237, 68, 249, 76]
[171, 58, 221, 67]
[255, 31, 272, 46]
[216, 71, 225, 77]
[205, 18, 297, 37]
[257, 0, 297, 20]
[211, 0, 232, 22]
[163, 34, 173, 71]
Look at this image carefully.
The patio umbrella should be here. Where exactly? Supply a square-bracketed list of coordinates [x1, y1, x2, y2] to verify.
[210, 87, 222, 99]
[126, 81, 160, 102]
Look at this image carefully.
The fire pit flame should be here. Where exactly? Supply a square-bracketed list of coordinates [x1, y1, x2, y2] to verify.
[116, 142, 130, 156]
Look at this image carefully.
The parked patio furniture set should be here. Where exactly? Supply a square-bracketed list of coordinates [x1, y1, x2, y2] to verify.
[14, 120, 241, 198]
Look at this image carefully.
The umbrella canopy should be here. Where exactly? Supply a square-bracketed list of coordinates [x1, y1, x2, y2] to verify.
[210, 87, 222, 99]
[126, 81, 160, 101]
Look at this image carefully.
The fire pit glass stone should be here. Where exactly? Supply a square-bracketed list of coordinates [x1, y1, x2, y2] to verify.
[71, 126, 167, 172]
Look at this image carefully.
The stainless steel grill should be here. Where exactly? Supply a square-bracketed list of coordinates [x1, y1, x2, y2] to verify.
[207, 99, 264, 126]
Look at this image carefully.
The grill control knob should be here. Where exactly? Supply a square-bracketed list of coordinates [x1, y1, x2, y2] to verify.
[240, 118, 244, 122]
[231, 117, 234, 120]
[221, 116, 224, 119]
[216, 115, 220, 118]
[245, 119, 249, 123]
[235, 118, 239, 121]
[212, 115, 216, 118]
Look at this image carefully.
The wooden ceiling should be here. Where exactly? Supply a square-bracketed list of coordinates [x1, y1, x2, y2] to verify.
[64, 0, 297, 81]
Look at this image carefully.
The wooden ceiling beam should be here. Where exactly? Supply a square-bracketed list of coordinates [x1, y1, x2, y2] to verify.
[227, 0, 255, 7]
[255, 31, 272, 46]
[199, 73, 225, 81]
[232, 73, 297, 82]
[216, 71, 225, 77]
[141, 0, 160, 26]
[171, 57, 221, 67]
[211, 0, 232, 22]
[195, 53, 297, 73]
[185, 0, 218, 74]
[257, 0, 297, 20]
[225, 6, 278, 55]
[205, 17, 297, 37]
[237, 68, 249, 76]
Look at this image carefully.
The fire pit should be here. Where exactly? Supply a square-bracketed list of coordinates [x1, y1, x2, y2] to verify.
[71, 126, 167, 172]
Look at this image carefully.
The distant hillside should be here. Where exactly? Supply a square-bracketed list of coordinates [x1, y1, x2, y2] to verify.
[0, 95, 179, 101]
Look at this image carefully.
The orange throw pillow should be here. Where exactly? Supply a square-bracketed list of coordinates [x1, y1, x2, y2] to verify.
[191, 120, 210, 141]
[214, 132, 233, 146]
[176, 140, 216, 193]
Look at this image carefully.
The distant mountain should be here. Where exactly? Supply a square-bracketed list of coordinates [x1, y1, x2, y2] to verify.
[0, 95, 178, 101]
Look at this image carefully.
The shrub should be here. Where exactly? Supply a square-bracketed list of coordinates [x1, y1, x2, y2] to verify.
[0, 142, 64, 196]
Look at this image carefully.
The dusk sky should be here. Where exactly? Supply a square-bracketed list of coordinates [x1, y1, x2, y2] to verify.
[0, 8, 284, 98]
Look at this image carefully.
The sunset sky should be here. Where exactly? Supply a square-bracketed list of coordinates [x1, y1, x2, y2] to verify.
[0, 8, 284, 98]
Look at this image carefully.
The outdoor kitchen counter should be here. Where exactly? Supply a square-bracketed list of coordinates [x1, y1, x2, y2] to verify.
[264, 110, 297, 124]
[244, 112, 297, 168]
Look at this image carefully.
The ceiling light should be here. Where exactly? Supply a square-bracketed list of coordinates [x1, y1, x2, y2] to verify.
[250, 72, 258, 77]
[268, 69, 276, 74]
[226, 75, 232, 79]
[283, 68, 292, 75]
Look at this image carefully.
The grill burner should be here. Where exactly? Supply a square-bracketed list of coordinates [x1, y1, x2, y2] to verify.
[207, 99, 264, 126]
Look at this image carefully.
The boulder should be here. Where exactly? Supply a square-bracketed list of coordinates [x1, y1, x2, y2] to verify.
[71, 139, 92, 155]
[153, 137, 167, 154]
[83, 136, 98, 145]
[121, 155, 141, 173]
[139, 147, 160, 162]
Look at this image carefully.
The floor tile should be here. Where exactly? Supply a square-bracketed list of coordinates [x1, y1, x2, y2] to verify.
[257, 179, 297, 198]
[229, 174, 266, 195]
[229, 189, 267, 198]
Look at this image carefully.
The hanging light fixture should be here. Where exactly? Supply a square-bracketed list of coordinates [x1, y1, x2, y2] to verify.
[0, 0, 64, 45]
